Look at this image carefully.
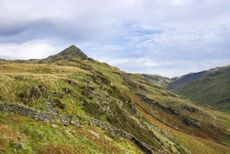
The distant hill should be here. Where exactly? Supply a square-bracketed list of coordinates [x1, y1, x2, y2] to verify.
[139, 74, 171, 87]
[168, 65, 230, 113]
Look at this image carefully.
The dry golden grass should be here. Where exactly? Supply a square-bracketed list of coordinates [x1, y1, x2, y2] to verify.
[0, 62, 88, 74]
[0, 125, 21, 141]
[38, 144, 82, 154]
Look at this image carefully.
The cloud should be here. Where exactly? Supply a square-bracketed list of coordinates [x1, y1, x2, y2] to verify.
[170, 0, 184, 6]
[0, 0, 230, 77]
[101, 57, 230, 77]
[0, 39, 61, 59]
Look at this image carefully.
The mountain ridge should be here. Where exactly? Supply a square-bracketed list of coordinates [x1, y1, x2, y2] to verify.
[0, 45, 229, 154]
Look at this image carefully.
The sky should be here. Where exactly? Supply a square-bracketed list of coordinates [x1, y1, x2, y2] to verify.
[0, 0, 230, 77]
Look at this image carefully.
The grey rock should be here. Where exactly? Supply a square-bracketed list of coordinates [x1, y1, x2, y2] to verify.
[63, 88, 72, 94]
[13, 143, 22, 151]
[65, 79, 77, 87]
[183, 118, 201, 128]
[0, 103, 80, 127]
[70, 119, 80, 127]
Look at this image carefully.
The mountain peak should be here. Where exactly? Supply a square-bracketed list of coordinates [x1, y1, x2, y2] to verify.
[58, 45, 88, 59]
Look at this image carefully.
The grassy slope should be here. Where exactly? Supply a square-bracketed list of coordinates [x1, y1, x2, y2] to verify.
[0, 52, 229, 154]
[0, 112, 142, 154]
[169, 66, 230, 113]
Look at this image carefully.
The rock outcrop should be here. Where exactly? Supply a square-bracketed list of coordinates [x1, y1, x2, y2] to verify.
[0, 103, 80, 127]
[0, 102, 153, 154]
[89, 118, 154, 154]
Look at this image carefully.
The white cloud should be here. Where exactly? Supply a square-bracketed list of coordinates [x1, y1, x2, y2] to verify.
[0, 40, 60, 59]
[170, 0, 185, 6]
[0, 0, 230, 76]
[101, 57, 159, 67]
[101, 57, 230, 77]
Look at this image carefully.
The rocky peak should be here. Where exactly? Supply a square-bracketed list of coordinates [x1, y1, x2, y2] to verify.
[57, 45, 88, 59]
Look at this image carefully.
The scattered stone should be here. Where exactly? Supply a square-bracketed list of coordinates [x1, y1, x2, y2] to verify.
[183, 118, 201, 128]
[79, 101, 84, 105]
[15, 76, 25, 81]
[19, 84, 47, 103]
[208, 123, 217, 129]
[52, 98, 66, 110]
[0, 103, 80, 127]
[38, 84, 47, 95]
[63, 88, 72, 94]
[137, 93, 158, 106]
[91, 71, 111, 85]
[13, 143, 22, 151]
[44, 119, 50, 123]
[81, 86, 94, 99]
[65, 79, 77, 87]
[60, 116, 70, 126]
[70, 120, 80, 127]
[182, 105, 199, 113]
[45, 100, 57, 114]
[52, 124, 58, 128]
[89, 118, 153, 154]
[51, 92, 64, 99]
[0, 103, 153, 153]
[126, 100, 138, 114]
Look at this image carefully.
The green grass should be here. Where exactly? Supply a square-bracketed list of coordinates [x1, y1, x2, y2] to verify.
[170, 66, 230, 113]
[0, 52, 229, 154]
[0, 112, 143, 154]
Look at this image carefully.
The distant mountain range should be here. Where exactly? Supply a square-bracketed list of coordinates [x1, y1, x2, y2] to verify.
[0, 45, 229, 154]
[166, 65, 230, 113]
[142, 65, 230, 113]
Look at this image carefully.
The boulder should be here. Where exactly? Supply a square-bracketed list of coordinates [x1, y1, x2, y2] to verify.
[183, 118, 201, 128]
[65, 79, 77, 87]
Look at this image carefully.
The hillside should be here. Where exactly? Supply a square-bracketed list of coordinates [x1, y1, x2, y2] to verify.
[139, 74, 171, 87]
[0, 45, 230, 154]
[168, 66, 230, 113]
